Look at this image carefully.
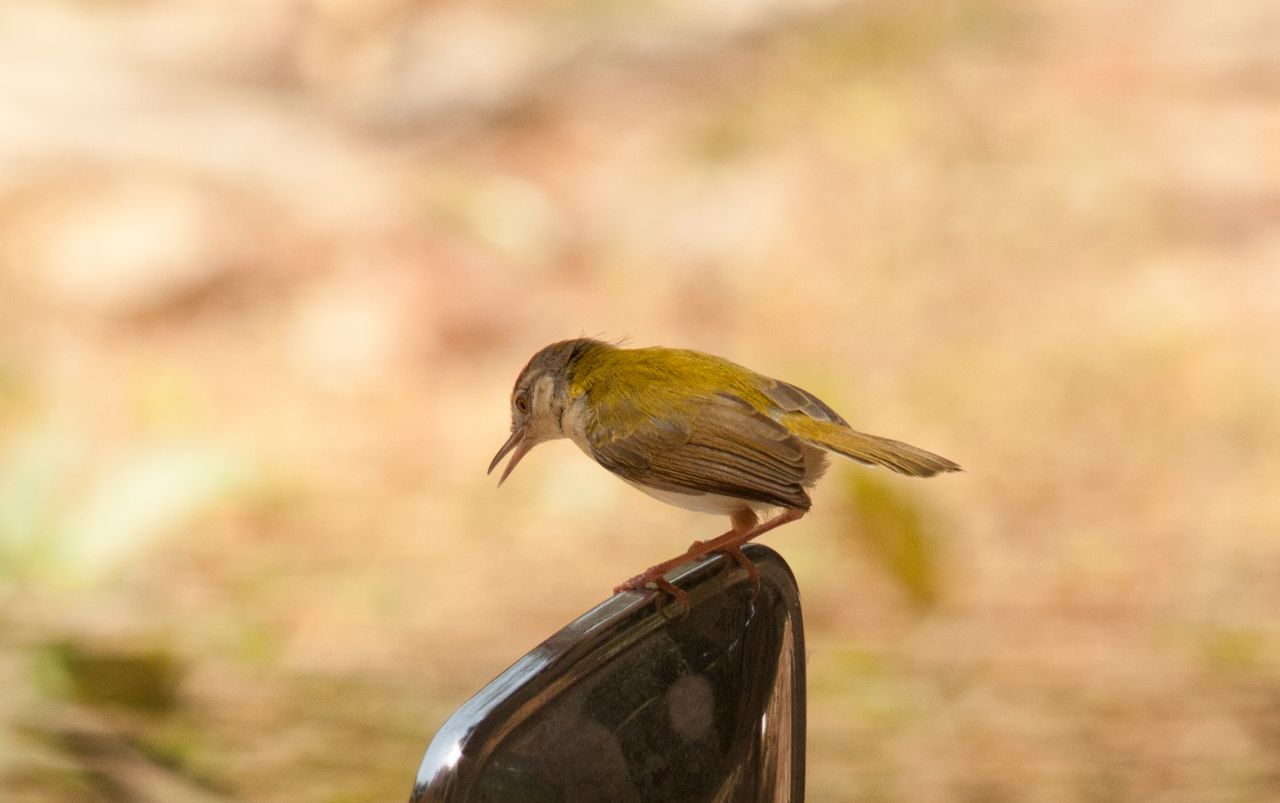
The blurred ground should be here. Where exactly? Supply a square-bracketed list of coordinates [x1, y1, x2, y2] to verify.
[1, 0, 1279, 800]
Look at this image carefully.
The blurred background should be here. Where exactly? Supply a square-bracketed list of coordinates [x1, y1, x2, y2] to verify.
[1, 0, 1278, 800]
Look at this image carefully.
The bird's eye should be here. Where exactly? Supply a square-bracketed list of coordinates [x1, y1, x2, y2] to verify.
[515, 395, 529, 413]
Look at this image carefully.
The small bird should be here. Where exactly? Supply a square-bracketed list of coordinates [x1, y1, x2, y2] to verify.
[489, 338, 960, 595]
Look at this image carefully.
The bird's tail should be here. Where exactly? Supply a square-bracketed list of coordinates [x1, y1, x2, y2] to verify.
[792, 418, 961, 477]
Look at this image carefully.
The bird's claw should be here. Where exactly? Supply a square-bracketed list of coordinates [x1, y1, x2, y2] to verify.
[614, 572, 690, 617]
[613, 573, 648, 594]
[721, 545, 761, 593]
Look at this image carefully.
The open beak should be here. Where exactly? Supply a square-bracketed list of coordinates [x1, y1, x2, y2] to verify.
[487, 428, 532, 486]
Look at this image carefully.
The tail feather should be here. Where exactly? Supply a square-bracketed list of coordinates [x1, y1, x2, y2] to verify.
[809, 424, 961, 478]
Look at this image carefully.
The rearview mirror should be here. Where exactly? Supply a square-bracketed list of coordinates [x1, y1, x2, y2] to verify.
[411, 544, 807, 802]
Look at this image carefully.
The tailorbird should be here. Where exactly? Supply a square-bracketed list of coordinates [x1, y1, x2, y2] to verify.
[489, 338, 960, 594]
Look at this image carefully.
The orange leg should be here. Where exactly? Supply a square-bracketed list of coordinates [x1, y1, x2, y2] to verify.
[721, 545, 759, 592]
[614, 508, 806, 594]
[712, 509, 762, 590]
[653, 578, 688, 607]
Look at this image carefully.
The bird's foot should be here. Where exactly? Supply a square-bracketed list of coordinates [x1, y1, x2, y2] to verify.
[720, 544, 761, 593]
[614, 569, 691, 616]
[613, 559, 690, 595]
[612, 543, 753, 597]
[614, 509, 804, 599]
[653, 577, 689, 608]
[613, 571, 650, 594]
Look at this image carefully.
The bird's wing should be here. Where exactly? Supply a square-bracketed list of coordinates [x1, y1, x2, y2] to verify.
[758, 377, 848, 425]
[583, 391, 812, 510]
[758, 375, 962, 477]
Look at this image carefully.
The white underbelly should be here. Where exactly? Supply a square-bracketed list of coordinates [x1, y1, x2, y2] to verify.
[621, 480, 769, 516]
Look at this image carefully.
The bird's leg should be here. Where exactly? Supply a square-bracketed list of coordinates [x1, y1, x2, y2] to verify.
[686, 508, 757, 552]
[717, 509, 762, 590]
[614, 512, 752, 594]
[613, 508, 806, 594]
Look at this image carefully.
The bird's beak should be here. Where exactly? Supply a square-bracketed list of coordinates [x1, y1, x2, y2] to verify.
[487, 428, 532, 486]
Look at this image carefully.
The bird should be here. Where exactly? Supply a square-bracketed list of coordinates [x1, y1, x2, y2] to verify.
[488, 338, 960, 595]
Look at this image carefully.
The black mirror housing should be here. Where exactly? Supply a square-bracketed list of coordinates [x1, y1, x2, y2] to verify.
[411, 544, 806, 803]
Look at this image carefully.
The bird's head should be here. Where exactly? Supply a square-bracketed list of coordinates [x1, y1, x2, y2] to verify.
[488, 338, 602, 484]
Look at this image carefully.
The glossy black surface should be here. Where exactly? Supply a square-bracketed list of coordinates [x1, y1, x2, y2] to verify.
[410, 544, 806, 803]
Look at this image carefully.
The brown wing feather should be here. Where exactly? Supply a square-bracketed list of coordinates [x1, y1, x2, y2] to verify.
[585, 392, 812, 510]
